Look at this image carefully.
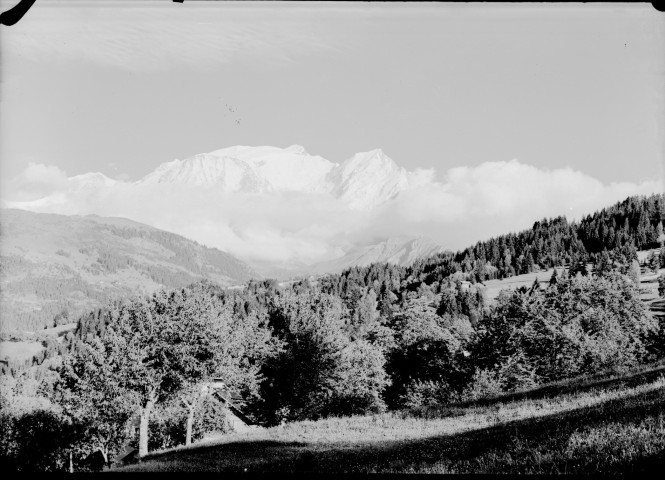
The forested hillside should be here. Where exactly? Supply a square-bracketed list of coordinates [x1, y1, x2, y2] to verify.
[0, 209, 259, 332]
[317, 193, 664, 299]
[1, 193, 663, 472]
[578, 194, 665, 252]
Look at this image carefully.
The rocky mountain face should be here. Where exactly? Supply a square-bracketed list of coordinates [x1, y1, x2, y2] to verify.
[0, 209, 259, 332]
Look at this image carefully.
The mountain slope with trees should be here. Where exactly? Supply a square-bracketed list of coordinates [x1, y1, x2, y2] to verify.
[317, 193, 664, 301]
[0, 209, 259, 332]
[1, 193, 663, 472]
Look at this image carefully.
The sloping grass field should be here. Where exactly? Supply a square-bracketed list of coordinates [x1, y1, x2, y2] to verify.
[482, 267, 567, 302]
[0, 341, 44, 363]
[115, 362, 665, 474]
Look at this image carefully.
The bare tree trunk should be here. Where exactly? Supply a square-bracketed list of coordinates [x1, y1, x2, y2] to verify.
[99, 447, 108, 469]
[183, 386, 206, 447]
[185, 403, 195, 446]
[138, 398, 154, 459]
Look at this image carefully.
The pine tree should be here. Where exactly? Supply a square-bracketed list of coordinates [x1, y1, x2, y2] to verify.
[377, 283, 394, 322]
[647, 251, 659, 273]
[529, 277, 540, 294]
[627, 259, 641, 284]
[594, 250, 613, 277]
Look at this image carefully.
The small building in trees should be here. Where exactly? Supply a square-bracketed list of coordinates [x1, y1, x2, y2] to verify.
[111, 415, 140, 467]
[208, 377, 256, 433]
[112, 445, 139, 467]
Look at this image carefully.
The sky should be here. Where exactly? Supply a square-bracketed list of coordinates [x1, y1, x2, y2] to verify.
[1, 1, 664, 265]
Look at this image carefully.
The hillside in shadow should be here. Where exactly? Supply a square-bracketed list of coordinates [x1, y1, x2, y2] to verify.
[117, 367, 665, 474]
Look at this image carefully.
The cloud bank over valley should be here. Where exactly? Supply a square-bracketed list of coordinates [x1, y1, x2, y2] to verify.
[2, 145, 660, 267]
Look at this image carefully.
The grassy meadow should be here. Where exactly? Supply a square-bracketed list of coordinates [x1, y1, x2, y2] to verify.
[114, 362, 665, 474]
[482, 267, 567, 302]
[0, 341, 45, 363]
[0, 323, 76, 366]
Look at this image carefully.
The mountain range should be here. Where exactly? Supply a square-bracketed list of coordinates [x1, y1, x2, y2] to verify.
[10, 145, 415, 211]
[135, 145, 412, 210]
[4, 145, 446, 274]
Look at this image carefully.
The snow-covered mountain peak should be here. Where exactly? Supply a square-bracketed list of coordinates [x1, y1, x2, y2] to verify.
[131, 144, 413, 209]
[70, 172, 117, 188]
[138, 153, 261, 190]
[138, 145, 334, 193]
[332, 149, 409, 209]
[337, 149, 403, 179]
[284, 144, 309, 155]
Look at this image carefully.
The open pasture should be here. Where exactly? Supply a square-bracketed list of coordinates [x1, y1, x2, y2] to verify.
[481, 267, 566, 302]
[0, 341, 44, 363]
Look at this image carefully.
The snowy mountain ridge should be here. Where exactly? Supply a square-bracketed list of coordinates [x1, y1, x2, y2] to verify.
[7, 145, 416, 211]
[3, 144, 447, 272]
[137, 145, 410, 210]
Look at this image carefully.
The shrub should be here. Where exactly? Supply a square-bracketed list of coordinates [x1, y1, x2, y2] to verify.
[398, 379, 457, 409]
[148, 403, 187, 451]
[1, 409, 76, 472]
[461, 369, 504, 401]
[192, 396, 231, 439]
[496, 351, 539, 392]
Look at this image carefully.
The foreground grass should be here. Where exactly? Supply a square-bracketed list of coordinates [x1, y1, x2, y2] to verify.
[115, 364, 665, 473]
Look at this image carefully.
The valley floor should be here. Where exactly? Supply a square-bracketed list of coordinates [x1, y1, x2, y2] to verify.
[114, 362, 665, 474]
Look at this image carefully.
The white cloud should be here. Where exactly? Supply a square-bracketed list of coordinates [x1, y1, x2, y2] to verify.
[2, 159, 661, 265]
[1, 163, 69, 202]
[367, 160, 661, 250]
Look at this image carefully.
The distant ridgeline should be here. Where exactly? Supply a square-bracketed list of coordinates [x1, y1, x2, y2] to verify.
[0, 210, 258, 332]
